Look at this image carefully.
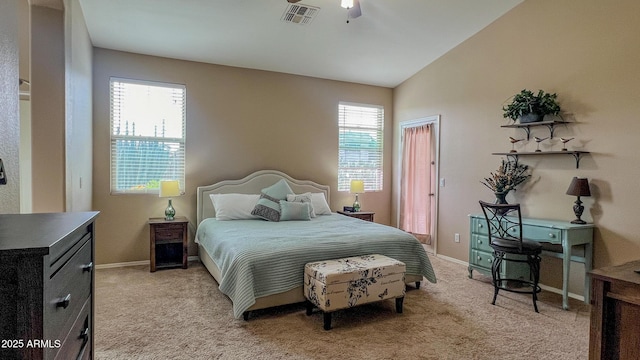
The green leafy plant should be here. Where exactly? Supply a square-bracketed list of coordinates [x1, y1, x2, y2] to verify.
[481, 159, 531, 194]
[502, 89, 561, 122]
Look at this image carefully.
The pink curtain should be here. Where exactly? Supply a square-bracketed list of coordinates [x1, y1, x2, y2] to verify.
[400, 125, 432, 241]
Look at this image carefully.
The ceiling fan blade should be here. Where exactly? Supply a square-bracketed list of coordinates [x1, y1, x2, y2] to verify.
[287, 0, 301, 3]
[348, 0, 362, 18]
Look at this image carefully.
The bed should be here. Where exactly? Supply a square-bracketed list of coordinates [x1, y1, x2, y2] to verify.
[195, 170, 437, 319]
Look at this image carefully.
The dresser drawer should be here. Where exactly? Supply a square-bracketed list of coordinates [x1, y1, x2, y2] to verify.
[54, 296, 91, 360]
[49, 223, 93, 271]
[45, 237, 93, 344]
[522, 225, 562, 244]
[0, 212, 97, 360]
[470, 249, 494, 269]
[471, 217, 489, 235]
[471, 234, 492, 253]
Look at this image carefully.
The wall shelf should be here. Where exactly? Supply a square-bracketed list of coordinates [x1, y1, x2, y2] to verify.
[500, 120, 569, 140]
[492, 151, 589, 168]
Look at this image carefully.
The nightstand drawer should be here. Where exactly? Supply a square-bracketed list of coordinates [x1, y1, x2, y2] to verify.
[45, 237, 92, 344]
[351, 213, 373, 221]
[337, 211, 375, 222]
[154, 228, 184, 242]
[156, 223, 185, 232]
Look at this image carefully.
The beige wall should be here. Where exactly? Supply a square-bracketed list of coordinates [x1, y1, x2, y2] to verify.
[30, 5, 66, 212]
[92, 49, 393, 265]
[394, 0, 640, 292]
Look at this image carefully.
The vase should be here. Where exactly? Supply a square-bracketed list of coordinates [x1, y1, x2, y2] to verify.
[519, 113, 543, 124]
[494, 192, 509, 204]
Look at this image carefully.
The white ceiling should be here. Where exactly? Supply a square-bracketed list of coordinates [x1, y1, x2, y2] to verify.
[78, 0, 522, 88]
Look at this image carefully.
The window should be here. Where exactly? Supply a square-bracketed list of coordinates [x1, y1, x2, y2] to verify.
[110, 78, 186, 194]
[338, 102, 384, 192]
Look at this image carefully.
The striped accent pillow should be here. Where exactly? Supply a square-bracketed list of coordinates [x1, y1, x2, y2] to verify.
[251, 179, 294, 221]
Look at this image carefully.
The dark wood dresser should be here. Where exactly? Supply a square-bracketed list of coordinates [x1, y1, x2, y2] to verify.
[589, 259, 640, 360]
[0, 211, 99, 360]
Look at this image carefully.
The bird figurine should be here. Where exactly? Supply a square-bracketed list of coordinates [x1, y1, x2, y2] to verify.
[534, 136, 549, 152]
[509, 137, 524, 153]
[560, 137, 574, 151]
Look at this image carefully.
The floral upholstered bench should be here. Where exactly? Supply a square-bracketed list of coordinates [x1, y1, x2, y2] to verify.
[304, 254, 406, 330]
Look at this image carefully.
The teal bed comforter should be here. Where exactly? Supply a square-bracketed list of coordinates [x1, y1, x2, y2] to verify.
[195, 214, 437, 319]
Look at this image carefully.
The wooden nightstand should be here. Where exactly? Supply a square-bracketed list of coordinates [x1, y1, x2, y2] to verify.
[149, 216, 189, 272]
[337, 210, 375, 222]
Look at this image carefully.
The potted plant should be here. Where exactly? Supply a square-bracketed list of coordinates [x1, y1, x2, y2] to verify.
[502, 89, 561, 123]
[481, 159, 531, 204]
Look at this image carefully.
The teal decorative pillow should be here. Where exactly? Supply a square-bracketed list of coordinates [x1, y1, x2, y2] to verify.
[251, 179, 294, 221]
[279, 201, 311, 221]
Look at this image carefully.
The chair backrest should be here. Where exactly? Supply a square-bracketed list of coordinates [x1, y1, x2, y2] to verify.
[478, 201, 524, 252]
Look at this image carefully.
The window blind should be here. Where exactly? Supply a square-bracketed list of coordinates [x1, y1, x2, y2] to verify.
[338, 102, 384, 192]
[110, 78, 186, 194]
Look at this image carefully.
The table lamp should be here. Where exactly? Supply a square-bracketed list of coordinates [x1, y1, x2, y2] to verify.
[159, 180, 181, 220]
[566, 177, 591, 224]
[350, 179, 364, 212]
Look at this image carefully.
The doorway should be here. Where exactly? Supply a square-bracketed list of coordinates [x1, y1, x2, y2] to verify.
[397, 116, 439, 253]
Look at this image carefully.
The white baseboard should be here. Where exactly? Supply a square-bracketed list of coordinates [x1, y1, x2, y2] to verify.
[434, 253, 468, 267]
[95, 260, 149, 269]
[539, 284, 584, 302]
[95, 256, 200, 270]
[434, 254, 585, 302]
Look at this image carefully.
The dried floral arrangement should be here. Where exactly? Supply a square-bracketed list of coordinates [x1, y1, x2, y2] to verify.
[481, 159, 531, 194]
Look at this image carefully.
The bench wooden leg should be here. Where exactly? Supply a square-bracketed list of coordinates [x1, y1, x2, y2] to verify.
[396, 297, 404, 313]
[323, 312, 332, 330]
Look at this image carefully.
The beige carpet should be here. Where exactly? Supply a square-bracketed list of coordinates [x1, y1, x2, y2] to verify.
[95, 255, 589, 360]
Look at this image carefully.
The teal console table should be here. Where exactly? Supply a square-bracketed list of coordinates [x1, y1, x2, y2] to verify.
[468, 214, 594, 310]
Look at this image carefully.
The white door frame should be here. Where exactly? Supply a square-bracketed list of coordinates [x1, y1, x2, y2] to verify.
[397, 115, 441, 255]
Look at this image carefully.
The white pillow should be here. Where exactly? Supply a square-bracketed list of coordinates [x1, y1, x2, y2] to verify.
[311, 192, 332, 215]
[210, 193, 260, 220]
[286, 192, 316, 217]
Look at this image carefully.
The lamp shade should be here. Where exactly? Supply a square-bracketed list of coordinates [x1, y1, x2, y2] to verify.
[159, 180, 180, 198]
[566, 177, 591, 197]
[350, 180, 365, 194]
[341, 0, 354, 8]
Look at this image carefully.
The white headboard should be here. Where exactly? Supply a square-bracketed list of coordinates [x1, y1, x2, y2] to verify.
[196, 170, 330, 225]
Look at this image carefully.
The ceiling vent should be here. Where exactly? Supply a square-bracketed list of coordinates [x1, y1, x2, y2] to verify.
[281, 4, 320, 25]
